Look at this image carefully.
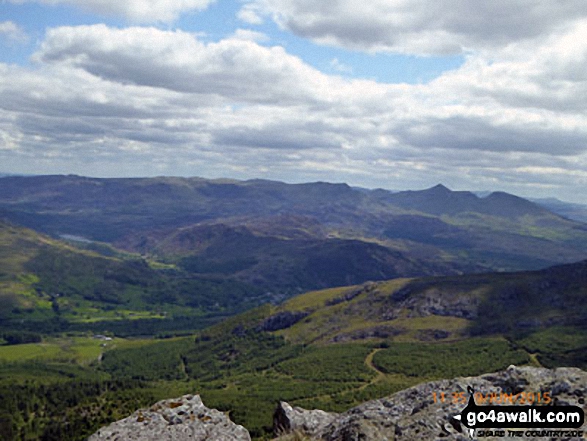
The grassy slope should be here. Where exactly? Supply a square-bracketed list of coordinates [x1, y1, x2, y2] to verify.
[0, 221, 54, 319]
[2, 260, 586, 439]
[91, 260, 585, 436]
[0, 220, 263, 335]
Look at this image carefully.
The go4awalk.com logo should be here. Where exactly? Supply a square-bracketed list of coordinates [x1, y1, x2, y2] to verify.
[454, 387, 585, 439]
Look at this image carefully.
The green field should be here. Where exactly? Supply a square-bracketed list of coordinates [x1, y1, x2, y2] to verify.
[0, 343, 62, 363]
[0, 336, 160, 365]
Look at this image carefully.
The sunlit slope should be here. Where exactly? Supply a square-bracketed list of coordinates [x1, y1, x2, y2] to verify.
[0, 220, 262, 331]
[95, 260, 587, 436]
[263, 260, 587, 345]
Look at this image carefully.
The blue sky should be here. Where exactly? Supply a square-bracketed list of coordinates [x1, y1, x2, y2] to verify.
[1, 0, 587, 203]
[0, 0, 465, 82]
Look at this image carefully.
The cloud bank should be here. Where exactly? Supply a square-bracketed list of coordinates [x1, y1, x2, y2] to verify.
[6, 0, 214, 23]
[239, 0, 587, 55]
[1, 2, 587, 201]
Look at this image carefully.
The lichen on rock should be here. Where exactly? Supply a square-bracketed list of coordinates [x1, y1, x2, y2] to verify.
[88, 394, 250, 441]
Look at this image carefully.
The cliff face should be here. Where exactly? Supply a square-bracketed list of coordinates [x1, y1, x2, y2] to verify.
[89, 366, 586, 441]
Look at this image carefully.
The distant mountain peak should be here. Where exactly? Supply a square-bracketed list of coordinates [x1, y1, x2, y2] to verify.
[485, 191, 534, 204]
[428, 183, 451, 193]
[486, 190, 517, 198]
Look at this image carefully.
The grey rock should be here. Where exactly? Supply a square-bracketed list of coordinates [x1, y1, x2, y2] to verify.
[259, 311, 310, 332]
[88, 394, 250, 441]
[274, 401, 338, 438]
[330, 326, 403, 343]
[325, 283, 377, 307]
[404, 289, 480, 320]
[277, 366, 587, 441]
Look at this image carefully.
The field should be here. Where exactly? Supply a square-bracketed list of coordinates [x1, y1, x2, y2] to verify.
[0, 336, 160, 365]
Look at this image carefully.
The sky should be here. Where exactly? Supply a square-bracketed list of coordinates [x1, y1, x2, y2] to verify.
[1, 1, 587, 203]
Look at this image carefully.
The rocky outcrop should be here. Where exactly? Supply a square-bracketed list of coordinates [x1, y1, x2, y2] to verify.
[325, 283, 377, 307]
[88, 367, 586, 441]
[259, 311, 310, 332]
[273, 401, 338, 437]
[330, 325, 403, 343]
[88, 394, 250, 441]
[274, 365, 587, 440]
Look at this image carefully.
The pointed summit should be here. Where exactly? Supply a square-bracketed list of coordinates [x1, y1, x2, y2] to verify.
[427, 184, 451, 193]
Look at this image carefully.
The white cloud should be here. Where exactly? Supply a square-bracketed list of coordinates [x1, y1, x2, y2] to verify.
[230, 29, 270, 42]
[7, 0, 214, 23]
[237, 4, 264, 25]
[329, 58, 352, 74]
[3, 20, 587, 202]
[418, 19, 587, 139]
[0, 21, 28, 43]
[33, 25, 336, 104]
[240, 0, 587, 55]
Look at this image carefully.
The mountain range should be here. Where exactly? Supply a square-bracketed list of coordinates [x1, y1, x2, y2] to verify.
[2, 174, 587, 333]
[1, 174, 587, 439]
[2, 175, 587, 302]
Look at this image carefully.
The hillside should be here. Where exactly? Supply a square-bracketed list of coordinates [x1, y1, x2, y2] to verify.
[0, 220, 264, 335]
[117, 222, 465, 295]
[2, 175, 587, 290]
[1, 258, 586, 439]
[256, 260, 587, 345]
[532, 197, 587, 223]
[87, 260, 587, 437]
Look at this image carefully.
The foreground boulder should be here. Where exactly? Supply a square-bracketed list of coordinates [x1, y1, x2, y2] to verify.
[275, 365, 587, 440]
[88, 367, 586, 441]
[273, 401, 338, 437]
[88, 394, 250, 441]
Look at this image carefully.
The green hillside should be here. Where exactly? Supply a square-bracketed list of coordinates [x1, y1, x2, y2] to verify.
[1, 176, 587, 439]
[0, 220, 264, 336]
[119, 222, 466, 295]
[111, 260, 584, 436]
[2, 260, 585, 439]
